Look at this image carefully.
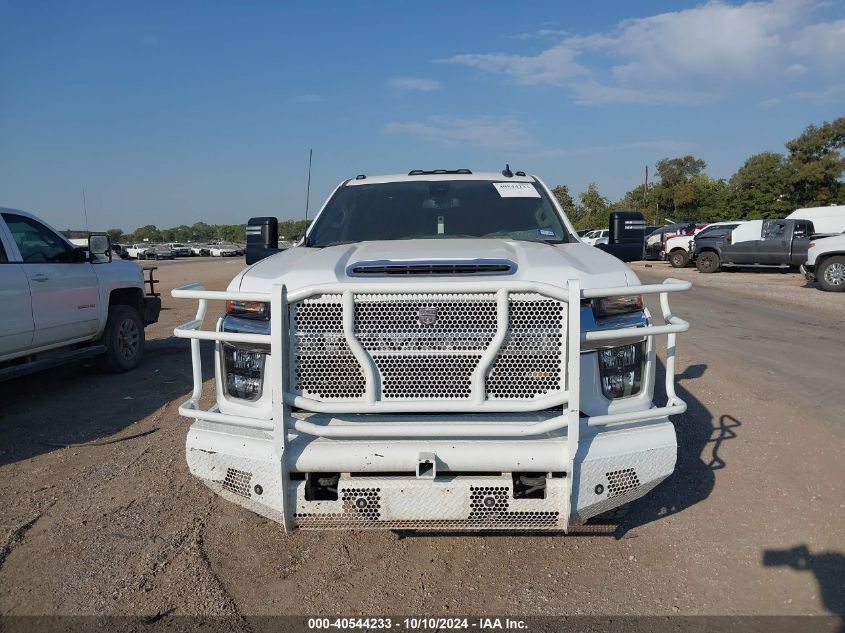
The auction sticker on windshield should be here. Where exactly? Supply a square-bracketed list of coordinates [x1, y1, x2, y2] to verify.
[493, 182, 540, 198]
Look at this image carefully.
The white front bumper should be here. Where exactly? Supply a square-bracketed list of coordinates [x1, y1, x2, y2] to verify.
[186, 415, 676, 531]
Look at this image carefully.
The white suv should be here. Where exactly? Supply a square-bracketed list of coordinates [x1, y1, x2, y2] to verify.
[171, 170, 689, 532]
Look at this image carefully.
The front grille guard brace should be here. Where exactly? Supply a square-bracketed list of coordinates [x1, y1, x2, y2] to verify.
[172, 278, 690, 530]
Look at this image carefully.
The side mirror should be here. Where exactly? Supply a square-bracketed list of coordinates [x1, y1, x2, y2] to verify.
[595, 211, 645, 262]
[88, 233, 112, 263]
[245, 216, 280, 265]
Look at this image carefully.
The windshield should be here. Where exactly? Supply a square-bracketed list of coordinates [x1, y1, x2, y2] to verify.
[307, 180, 571, 247]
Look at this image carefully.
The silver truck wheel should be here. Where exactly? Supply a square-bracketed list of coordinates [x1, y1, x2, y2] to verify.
[818, 256, 845, 292]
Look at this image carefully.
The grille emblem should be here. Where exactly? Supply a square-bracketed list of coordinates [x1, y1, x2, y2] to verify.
[417, 306, 439, 326]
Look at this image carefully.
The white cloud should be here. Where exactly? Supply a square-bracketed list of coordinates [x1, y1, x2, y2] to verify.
[390, 77, 442, 92]
[508, 29, 570, 40]
[789, 18, 845, 73]
[758, 97, 782, 108]
[382, 116, 533, 151]
[442, 0, 844, 105]
[382, 114, 694, 158]
[441, 43, 586, 86]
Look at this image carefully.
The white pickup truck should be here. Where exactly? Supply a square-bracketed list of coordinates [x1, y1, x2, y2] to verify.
[0, 208, 161, 380]
[172, 170, 690, 532]
[802, 234, 845, 291]
[662, 222, 742, 268]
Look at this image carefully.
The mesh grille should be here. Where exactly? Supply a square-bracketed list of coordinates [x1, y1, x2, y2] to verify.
[223, 468, 252, 498]
[355, 295, 498, 351]
[606, 468, 640, 497]
[289, 292, 566, 404]
[295, 485, 560, 530]
[487, 297, 565, 400]
[291, 296, 365, 400]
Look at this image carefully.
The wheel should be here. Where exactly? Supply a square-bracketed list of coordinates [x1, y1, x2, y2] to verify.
[696, 251, 721, 273]
[98, 305, 145, 372]
[669, 250, 689, 268]
[817, 256, 845, 292]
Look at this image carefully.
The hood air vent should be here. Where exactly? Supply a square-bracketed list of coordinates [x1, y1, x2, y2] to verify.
[347, 259, 516, 277]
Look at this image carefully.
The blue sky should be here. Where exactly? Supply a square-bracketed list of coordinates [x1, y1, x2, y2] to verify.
[1, 0, 843, 231]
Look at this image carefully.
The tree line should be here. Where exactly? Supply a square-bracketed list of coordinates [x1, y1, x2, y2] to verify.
[552, 117, 845, 230]
[89, 219, 312, 245]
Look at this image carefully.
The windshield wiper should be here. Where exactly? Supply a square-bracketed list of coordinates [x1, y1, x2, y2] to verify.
[481, 232, 565, 245]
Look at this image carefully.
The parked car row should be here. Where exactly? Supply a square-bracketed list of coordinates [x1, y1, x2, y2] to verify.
[647, 206, 845, 292]
[112, 241, 246, 260]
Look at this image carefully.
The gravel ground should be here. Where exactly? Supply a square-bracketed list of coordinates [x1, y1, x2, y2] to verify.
[0, 256, 842, 623]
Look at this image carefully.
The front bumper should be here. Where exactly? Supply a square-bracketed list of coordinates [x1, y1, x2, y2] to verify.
[800, 264, 815, 281]
[186, 414, 676, 530]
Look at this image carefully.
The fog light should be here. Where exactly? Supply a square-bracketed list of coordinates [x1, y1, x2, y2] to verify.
[598, 342, 644, 399]
[223, 345, 266, 401]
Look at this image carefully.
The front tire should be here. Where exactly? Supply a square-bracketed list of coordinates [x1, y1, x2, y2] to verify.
[669, 250, 689, 268]
[99, 305, 145, 372]
[817, 256, 845, 292]
[696, 251, 721, 273]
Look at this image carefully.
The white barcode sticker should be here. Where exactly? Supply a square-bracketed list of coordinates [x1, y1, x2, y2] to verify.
[493, 182, 540, 198]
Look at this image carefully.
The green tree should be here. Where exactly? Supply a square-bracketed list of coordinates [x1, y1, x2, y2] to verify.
[218, 224, 246, 242]
[551, 185, 576, 212]
[132, 224, 162, 242]
[575, 183, 610, 229]
[726, 152, 793, 219]
[172, 225, 192, 242]
[106, 228, 125, 243]
[655, 156, 707, 188]
[784, 117, 845, 207]
[190, 222, 214, 242]
[651, 155, 721, 219]
[279, 219, 311, 240]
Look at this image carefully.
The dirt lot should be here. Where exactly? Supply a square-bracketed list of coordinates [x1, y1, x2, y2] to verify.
[1, 256, 843, 622]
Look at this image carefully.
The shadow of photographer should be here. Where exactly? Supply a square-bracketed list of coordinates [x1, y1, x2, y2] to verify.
[763, 545, 845, 627]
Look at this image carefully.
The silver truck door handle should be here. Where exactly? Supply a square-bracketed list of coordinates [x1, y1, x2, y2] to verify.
[31, 273, 49, 282]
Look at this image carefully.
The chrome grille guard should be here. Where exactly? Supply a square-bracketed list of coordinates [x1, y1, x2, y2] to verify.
[171, 277, 690, 438]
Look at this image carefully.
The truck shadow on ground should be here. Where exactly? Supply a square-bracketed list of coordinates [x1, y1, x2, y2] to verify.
[763, 545, 845, 625]
[0, 337, 213, 467]
[612, 362, 739, 538]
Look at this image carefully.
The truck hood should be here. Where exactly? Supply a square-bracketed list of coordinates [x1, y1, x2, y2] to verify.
[232, 239, 638, 294]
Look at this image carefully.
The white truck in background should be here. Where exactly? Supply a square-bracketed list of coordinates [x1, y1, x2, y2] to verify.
[0, 208, 161, 380]
[171, 169, 690, 533]
[787, 205, 845, 235]
[802, 234, 845, 292]
[126, 243, 150, 259]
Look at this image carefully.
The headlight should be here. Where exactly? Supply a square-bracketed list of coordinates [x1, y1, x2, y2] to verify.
[598, 342, 644, 399]
[226, 300, 270, 319]
[592, 295, 643, 318]
[223, 344, 266, 401]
